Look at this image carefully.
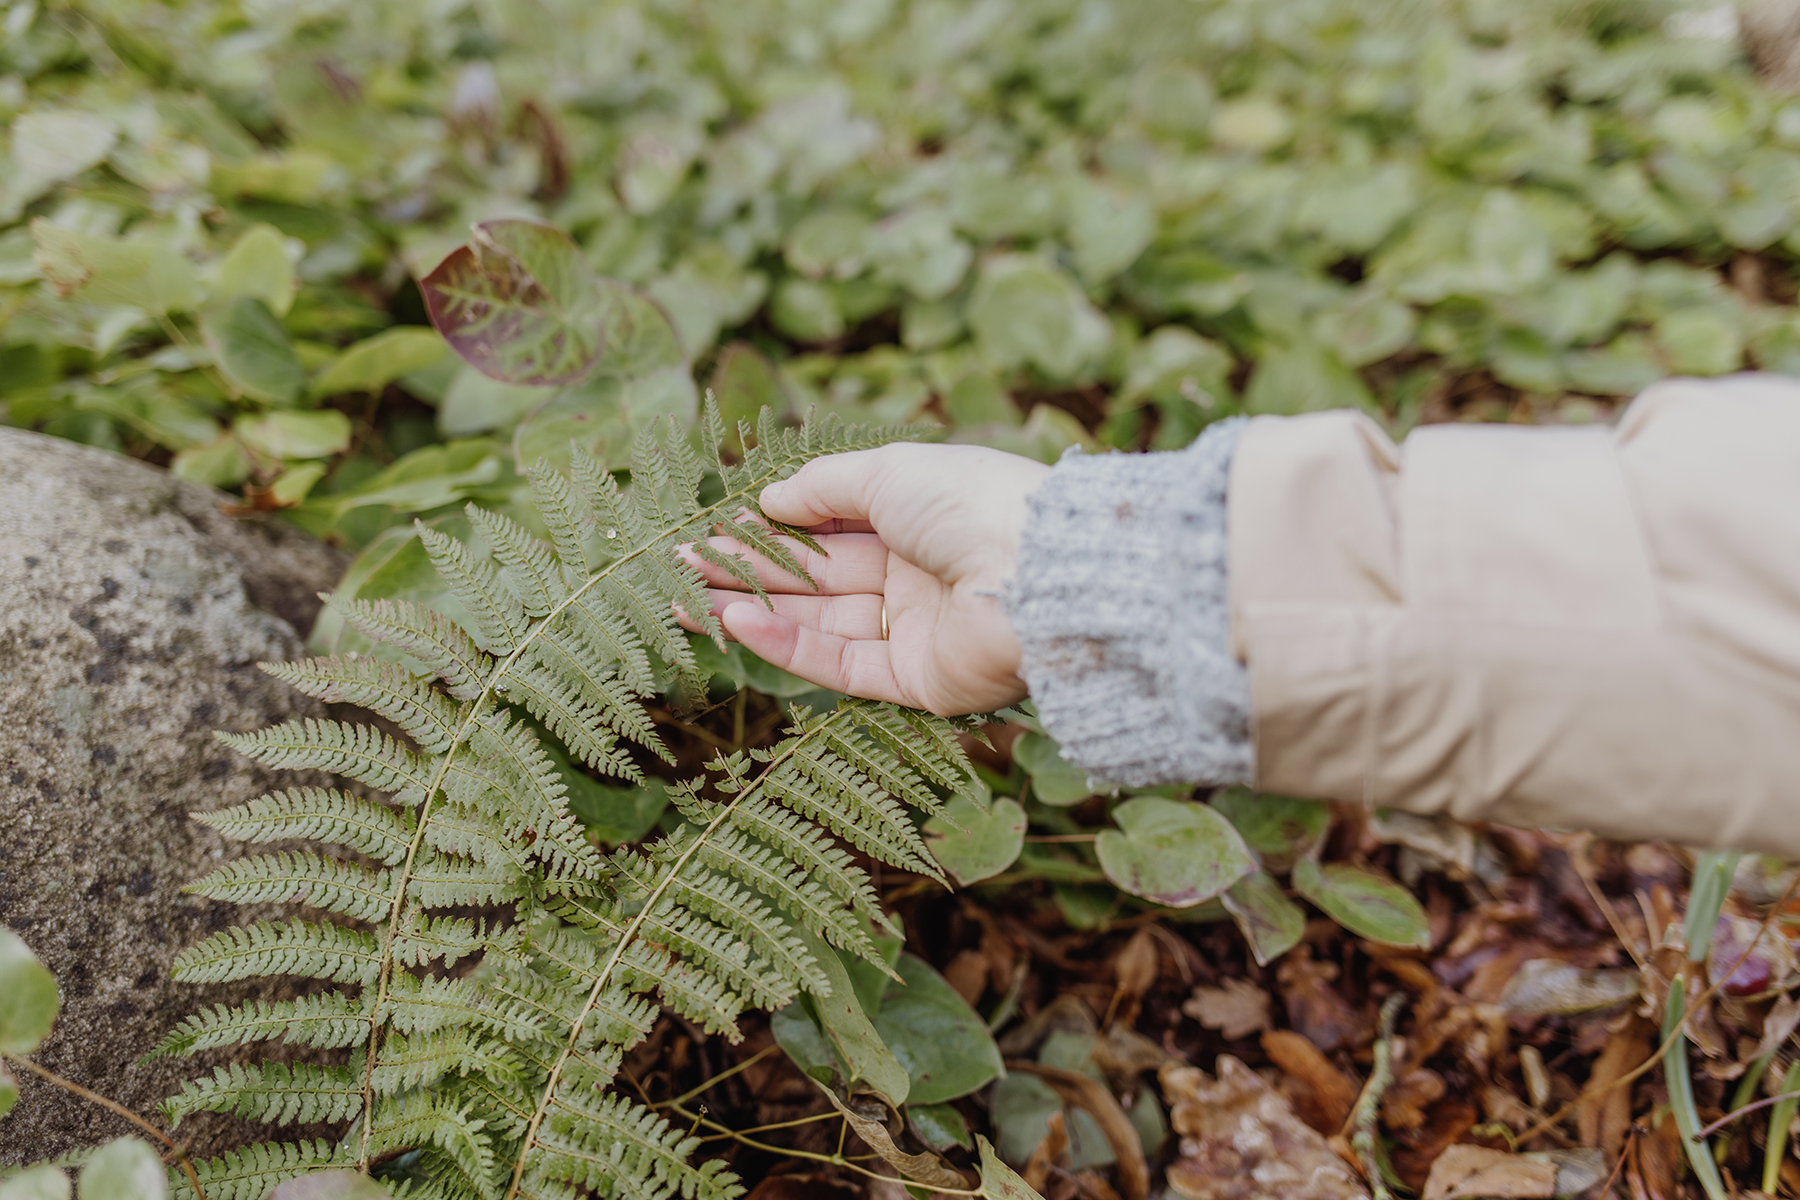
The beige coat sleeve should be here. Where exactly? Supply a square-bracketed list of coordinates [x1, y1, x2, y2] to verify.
[1228, 374, 1800, 857]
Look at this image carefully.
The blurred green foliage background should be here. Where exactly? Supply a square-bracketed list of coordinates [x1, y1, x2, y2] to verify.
[4, 0, 1799, 612]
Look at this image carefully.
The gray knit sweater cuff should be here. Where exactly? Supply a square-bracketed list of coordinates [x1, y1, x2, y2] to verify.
[1005, 419, 1252, 789]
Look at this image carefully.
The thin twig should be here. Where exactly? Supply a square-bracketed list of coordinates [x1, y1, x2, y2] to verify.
[1693, 1088, 1800, 1140]
[3, 1052, 208, 1200]
[664, 1045, 778, 1108]
[697, 1111, 839, 1141]
[661, 1099, 987, 1195]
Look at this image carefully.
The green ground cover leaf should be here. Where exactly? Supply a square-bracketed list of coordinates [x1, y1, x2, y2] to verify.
[926, 794, 1027, 886]
[1291, 859, 1433, 949]
[0, 930, 58, 1055]
[1096, 798, 1255, 908]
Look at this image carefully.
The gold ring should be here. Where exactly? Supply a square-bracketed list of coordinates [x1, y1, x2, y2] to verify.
[879, 599, 889, 641]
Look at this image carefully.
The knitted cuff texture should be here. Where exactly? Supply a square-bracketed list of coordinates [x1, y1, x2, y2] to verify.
[1004, 417, 1253, 789]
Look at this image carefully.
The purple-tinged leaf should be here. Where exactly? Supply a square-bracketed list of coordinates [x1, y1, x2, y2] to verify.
[1222, 870, 1306, 966]
[1095, 797, 1254, 907]
[1291, 858, 1431, 949]
[267, 1170, 392, 1200]
[421, 219, 605, 386]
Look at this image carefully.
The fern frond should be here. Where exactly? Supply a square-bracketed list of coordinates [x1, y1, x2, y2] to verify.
[332, 596, 493, 700]
[469, 505, 567, 619]
[818, 724, 947, 820]
[419, 523, 530, 653]
[530, 1091, 735, 1200]
[153, 991, 370, 1057]
[185, 851, 394, 922]
[765, 746, 941, 881]
[685, 828, 875, 968]
[175, 1140, 347, 1200]
[619, 939, 744, 1038]
[217, 719, 434, 795]
[172, 919, 379, 986]
[371, 1027, 521, 1095]
[849, 700, 983, 799]
[405, 859, 530, 908]
[384, 974, 550, 1044]
[264, 657, 462, 754]
[195, 789, 414, 866]
[188, 404, 976, 1200]
[555, 596, 654, 695]
[369, 1092, 501, 1200]
[165, 1060, 364, 1127]
[527, 460, 595, 576]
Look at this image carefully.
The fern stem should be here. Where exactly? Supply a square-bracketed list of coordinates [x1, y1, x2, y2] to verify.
[502, 708, 857, 1200]
[352, 478, 791, 1169]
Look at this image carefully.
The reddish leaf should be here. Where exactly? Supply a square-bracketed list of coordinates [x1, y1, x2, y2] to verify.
[421, 219, 606, 385]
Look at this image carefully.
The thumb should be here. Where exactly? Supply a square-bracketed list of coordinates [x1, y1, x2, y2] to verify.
[759, 448, 883, 526]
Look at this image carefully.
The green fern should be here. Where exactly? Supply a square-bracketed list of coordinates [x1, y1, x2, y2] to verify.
[167, 402, 984, 1200]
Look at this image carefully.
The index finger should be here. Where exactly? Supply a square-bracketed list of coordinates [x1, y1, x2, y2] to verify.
[759, 449, 885, 527]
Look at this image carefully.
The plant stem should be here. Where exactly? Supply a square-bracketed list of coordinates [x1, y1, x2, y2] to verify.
[2, 1052, 209, 1200]
[664, 1045, 778, 1108]
[1350, 993, 1406, 1200]
[1664, 976, 1729, 1200]
[1765, 1060, 1800, 1193]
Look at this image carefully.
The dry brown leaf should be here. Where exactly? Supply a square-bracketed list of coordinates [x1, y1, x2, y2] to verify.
[1261, 1029, 1361, 1133]
[1108, 929, 1159, 1027]
[1390, 1097, 1481, 1194]
[1380, 1068, 1446, 1133]
[1577, 1020, 1651, 1157]
[944, 948, 989, 1007]
[1184, 978, 1273, 1041]
[811, 1083, 975, 1192]
[1024, 1110, 1070, 1195]
[1419, 1145, 1557, 1200]
[1636, 1110, 1684, 1200]
[1161, 1057, 1369, 1200]
[1010, 1060, 1149, 1200]
[1277, 948, 1370, 1052]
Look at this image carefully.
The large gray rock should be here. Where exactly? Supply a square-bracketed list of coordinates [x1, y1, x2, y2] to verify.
[0, 429, 345, 1162]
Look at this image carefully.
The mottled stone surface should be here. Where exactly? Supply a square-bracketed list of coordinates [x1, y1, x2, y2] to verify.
[0, 429, 345, 1162]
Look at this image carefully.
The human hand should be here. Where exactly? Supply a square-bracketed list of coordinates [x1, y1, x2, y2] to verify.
[677, 443, 1050, 716]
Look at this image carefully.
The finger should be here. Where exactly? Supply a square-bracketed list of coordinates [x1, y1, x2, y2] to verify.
[797, 518, 876, 535]
[758, 449, 885, 527]
[678, 532, 889, 595]
[721, 600, 906, 704]
[702, 590, 883, 640]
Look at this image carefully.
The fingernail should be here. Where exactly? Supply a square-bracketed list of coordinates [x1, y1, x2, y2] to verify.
[759, 480, 786, 507]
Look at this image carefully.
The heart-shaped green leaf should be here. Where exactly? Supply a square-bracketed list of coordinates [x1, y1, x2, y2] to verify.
[211, 223, 296, 317]
[204, 297, 306, 406]
[0, 1061, 18, 1120]
[910, 1102, 973, 1151]
[1210, 789, 1331, 874]
[926, 793, 1026, 885]
[0, 1167, 70, 1200]
[422, 219, 607, 386]
[1096, 797, 1255, 907]
[1221, 870, 1307, 966]
[1291, 858, 1431, 949]
[1011, 732, 1092, 806]
[266, 1171, 392, 1200]
[0, 930, 59, 1055]
[310, 327, 449, 398]
[31, 220, 200, 314]
[873, 954, 1005, 1105]
[77, 1138, 167, 1200]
